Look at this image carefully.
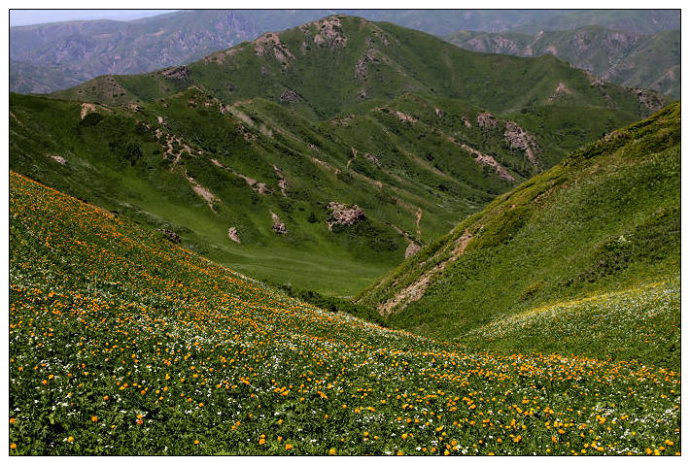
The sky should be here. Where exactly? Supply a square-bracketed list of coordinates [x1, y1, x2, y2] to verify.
[10, 10, 178, 27]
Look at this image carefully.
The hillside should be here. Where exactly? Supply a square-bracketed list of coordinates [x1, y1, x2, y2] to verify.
[9, 171, 680, 455]
[357, 103, 680, 369]
[10, 10, 680, 95]
[11, 16, 663, 297]
[9, 89, 529, 296]
[51, 16, 663, 120]
[445, 26, 680, 98]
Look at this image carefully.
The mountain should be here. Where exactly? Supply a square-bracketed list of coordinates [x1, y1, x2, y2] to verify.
[10, 10, 680, 94]
[445, 26, 680, 98]
[51, 15, 663, 119]
[9, 169, 680, 455]
[357, 103, 680, 369]
[602, 29, 680, 98]
[9, 11, 267, 93]
[516, 9, 680, 35]
[10, 16, 664, 297]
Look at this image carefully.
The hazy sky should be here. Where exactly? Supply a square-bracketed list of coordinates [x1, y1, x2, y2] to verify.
[10, 10, 178, 27]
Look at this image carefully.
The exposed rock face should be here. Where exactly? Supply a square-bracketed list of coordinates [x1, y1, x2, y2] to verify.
[504, 121, 540, 167]
[48, 154, 67, 165]
[309, 16, 348, 49]
[271, 211, 287, 234]
[327, 202, 365, 230]
[161, 229, 181, 244]
[364, 153, 382, 167]
[547, 81, 574, 104]
[477, 112, 498, 130]
[227, 227, 240, 244]
[394, 111, 417, 124]
[467, 35, 522, 55]
[405, 241, 422, 258]
[254, 32, 294, 68]
[354, 48, 380, 80]
[161, 65, 190, 80]
[280, 89, 301, 103]
[80, 103, 97, 119]
[635, 89, 666, 112]
[185, 172, 220, 211]
[273, 165, 288, 197]
[461, 144, 515, 182]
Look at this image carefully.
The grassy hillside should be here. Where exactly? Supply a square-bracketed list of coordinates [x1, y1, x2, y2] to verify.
[11, 16, 665, 296]
[52, 16, 660, 121]
[357, 103, 680, 369]
[9, 171, 680, 455]
[11, 89, 536, 296]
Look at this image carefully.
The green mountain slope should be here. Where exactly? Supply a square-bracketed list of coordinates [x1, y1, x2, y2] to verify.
[12, 16, 663, 297]
[9, 171, 680, 455]
[445, 26, 680, 98]
[357, 103, 680, 368]
[52, 15, 662, 120]
[603, 29, 680, 98]
[10, 89, 534, 296]
[11, 10, 680, 95]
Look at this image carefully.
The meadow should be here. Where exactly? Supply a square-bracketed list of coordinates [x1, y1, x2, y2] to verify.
[9, 171, 680, 455]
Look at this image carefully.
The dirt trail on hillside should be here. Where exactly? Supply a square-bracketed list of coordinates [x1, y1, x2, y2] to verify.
[377, 229, 473, 316]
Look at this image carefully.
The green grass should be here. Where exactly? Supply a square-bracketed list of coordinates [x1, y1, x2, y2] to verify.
[14, 15, 663, 297]
[358, 103, 680, 369]
[8, 84, 550, 297]
[9, 171, 680, 455]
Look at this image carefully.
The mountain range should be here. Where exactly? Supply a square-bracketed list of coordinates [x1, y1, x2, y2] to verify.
[10, 15, 666, 297]
[10, 9, 680, 95]
[8, 12, 681, 456]
[446, 26, 680, 98]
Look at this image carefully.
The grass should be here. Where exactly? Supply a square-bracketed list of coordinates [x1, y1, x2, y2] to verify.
[14, 15, 663, 297]
[357, 103, 680, 370]
[9, 171, 680, 455]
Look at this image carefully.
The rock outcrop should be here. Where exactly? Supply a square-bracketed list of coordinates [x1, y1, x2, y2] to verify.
[504, 121, 540, 167]
[477, 112, 498, 130]
[160, 229, 181, 244]
[404, 241, 422, 258]
[280, 89, 302, 103]
[227, 227, 240, 244]
[161, 65, 190, 80]
[327, 202, 365, 230]
[271, 212, 287, 234]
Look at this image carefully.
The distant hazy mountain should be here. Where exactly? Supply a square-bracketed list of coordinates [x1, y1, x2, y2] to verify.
[515, 9, 680, 35]
[446, 26, 680, 98]
[10, 9, 680, 94]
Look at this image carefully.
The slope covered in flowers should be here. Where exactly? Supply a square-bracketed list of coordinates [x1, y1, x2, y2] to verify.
[9, 172, 680, 455]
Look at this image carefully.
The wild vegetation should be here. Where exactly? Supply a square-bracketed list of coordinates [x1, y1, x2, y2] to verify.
[9, 170, 680, 455]
[10, 15, 665, 296]
[8, 14, 681, 456]
[358, 103, 680, 371]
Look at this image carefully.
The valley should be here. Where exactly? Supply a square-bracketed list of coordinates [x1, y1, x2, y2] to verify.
[8, 11, 681, 456]
[10, 15, 665, 296]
